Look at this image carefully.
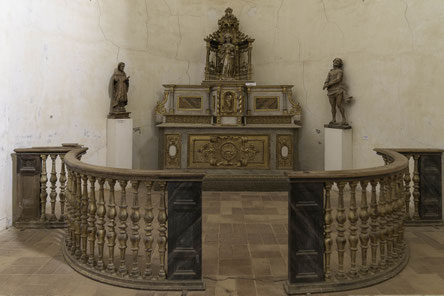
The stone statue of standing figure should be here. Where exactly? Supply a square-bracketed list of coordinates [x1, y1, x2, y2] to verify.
[108, 62, 130, 118]
[218, 34, 236, 79]
[323, 58, 353, 127]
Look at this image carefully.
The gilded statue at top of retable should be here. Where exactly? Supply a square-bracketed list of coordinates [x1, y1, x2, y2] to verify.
[109, 62, 130, 119]
[204, 8, 255, 81]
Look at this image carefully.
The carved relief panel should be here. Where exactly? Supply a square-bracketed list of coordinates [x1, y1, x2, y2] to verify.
[277, 134, 294, 169]
[188, 135, 269, 169]
[164, 134, 181, 169]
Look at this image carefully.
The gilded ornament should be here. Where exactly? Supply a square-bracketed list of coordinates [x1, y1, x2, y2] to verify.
[276, 135, 293, 169]
[155, 91, 169, 115]
[188, 135, 269, 169]
[165, 134, 181, 168]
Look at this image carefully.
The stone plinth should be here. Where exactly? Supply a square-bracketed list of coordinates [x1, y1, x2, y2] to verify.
[324, 126, 352, 171]
[106, 118, 133, 169]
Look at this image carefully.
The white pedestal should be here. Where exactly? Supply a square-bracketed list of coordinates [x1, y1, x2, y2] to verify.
[106, 118, 133, 169]
[324, 127, 353, 171]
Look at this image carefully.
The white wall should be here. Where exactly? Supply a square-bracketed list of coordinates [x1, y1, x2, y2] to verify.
[1, 0, 444, 230]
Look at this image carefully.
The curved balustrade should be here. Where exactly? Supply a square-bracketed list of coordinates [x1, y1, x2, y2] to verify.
[285, 149, 410, 294]
[13, 144, 83, 228]
[14, 144, 416, 294]
[63, 147, 205, 291]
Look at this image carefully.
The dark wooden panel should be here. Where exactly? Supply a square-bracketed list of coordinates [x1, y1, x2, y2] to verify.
[167, 181, 202, 280]
[288, 182, 324, 283]
[419, 154, 442, 220]
[15, 154, 42, 222]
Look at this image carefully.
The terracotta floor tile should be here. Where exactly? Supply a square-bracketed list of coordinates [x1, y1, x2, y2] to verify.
[260, 233, 278, 244]
[235, 278, 257, 296]
[269, 257, 287, 277]
[0, 265, 41, 275]
[252, 258, 271, 277]
[247, 233, 263, 245]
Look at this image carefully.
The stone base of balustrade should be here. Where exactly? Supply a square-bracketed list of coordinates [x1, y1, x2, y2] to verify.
[62, 242, 205, 291]
[284, 247, 409, 295]
[14, 220, 68, 229]
[405, 219, 444, 226]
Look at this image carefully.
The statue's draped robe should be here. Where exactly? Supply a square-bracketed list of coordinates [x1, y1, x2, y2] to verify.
[112, 71, 128, 109]
[220, 43, 235, 78]
[325, 68, 346, 97]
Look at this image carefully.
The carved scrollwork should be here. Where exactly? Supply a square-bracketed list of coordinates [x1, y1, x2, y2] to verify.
[287, 90, 302, 115]
[155, 91, 169, 115]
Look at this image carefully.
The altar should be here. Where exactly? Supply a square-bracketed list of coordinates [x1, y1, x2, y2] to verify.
[156, 8, 302, 172]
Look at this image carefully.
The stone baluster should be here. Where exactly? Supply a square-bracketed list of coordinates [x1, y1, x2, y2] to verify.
[335, 181, 347, 280]
[40, 154, 48, 221]
[385, 177, 394, 265]
[324, 182, 333, 280]
[378, 178, 387, 270]
[391, 176, 400, 261]
[392, 175, 400, 256]
[59, 155, 67, 222]
[359, 180, 370, 275]
[87, 176, 97, 267]
[412, 154, 420, 220]
[403, 156, 412, 220]
[96, 178, 106, 271]
[143, 181, 154, 279]
[393, 174, 404, 259]
[80, 175, 89, 263]
[369, 180, 379, 272]
[49, 154, 58, 221]
[65, 170, 72, 248]
[130, 181, 141, 278]
[69, 172, 76, 253]
[348, 181, 359, 278]
[398, 174, 406, 250]
[106, 179, 117, 273]
[158, 181, 168, 279]
[118, 180, 129, 275]
[74, 173, 82, 258]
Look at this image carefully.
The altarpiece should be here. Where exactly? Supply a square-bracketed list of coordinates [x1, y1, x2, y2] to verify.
[156, 8, 302, 171]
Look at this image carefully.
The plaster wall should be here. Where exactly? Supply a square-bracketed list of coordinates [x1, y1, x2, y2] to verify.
[1, 0, 444, 230]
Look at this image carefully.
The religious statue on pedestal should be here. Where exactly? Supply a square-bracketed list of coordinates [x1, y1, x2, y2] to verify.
[108, 62, 131, 119]
[323, 58, 353, 127]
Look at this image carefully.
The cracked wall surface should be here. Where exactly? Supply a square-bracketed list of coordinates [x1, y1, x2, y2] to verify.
[1, 0, 444, 229]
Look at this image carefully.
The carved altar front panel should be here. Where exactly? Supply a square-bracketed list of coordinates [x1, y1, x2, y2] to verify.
[277, 134, 294, 169]
[188, 135, 269, 169]
[164, 134, 181, 169]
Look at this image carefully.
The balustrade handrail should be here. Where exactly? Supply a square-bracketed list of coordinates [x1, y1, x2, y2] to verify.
[14, 143, 84, 154]
[64, 147, 205, 181]
[287, 148, 408, 180]
[384, 148, 444, 154]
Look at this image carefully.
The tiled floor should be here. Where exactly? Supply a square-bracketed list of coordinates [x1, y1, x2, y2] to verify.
[1, 192, 444, 295]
